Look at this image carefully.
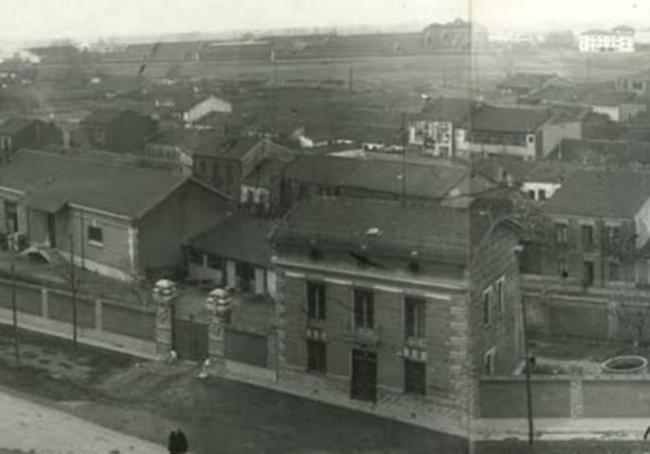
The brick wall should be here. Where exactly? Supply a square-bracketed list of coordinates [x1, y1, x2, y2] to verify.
[277, 266, 467, 415]
[479, 378, 572, 417]
[469, 223, 523, 378]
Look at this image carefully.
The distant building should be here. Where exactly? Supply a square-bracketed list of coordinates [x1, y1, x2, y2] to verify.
[271, 196, 523, 413]
[456, 104, 583, 160]
[497, 73, 561, 98]
[409, 98, 583, 160]
[408, 98, 476, 157]
[0, 149, 230, 280]
[0, 117, 62, 158]
[192, 138, 284, 200]
[77, 108, 157, 153]
[153, 92, 232, 124]
[522, 169, 650, 287]
[523, 82, 645, 123]
[579, 26, 635, 53]
[422, 18, 488, 52]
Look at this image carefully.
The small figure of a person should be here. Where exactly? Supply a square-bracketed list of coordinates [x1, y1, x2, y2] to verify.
[168, 428, 188, 454]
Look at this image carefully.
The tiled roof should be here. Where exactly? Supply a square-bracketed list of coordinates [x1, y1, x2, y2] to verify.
[466, 104, 550, 133]
[412, 97, 476, 123]
[188, 213, 277, 267]
[0, 149, 193, 219]
[543, 169, 650, 218]
[272, 197, 492, 264]
[80, 108, 129, 126]
[284, 154, 469, 199]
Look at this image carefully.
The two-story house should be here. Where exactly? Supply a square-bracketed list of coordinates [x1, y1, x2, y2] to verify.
[0, 149, 231, 281]
[0, 117, 63, 159]
[522, 170, 650, 287]
[408, 97, 476, 157]
[271, 196, 523, 423]
[77, 108, 157, 153]
[456, 104, 582, 160]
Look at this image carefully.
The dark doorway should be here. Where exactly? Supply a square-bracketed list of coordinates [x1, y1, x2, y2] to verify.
[351, 349, 377, 403]
[583, 260, 594, 286]
[47, 213, 57, 247]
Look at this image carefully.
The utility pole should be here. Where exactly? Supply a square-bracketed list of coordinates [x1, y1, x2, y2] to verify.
[10, 240, 20, 366]
[70, 233, 78, 348]
[348, 66, 354, 92]
[401, 113, 407, 205]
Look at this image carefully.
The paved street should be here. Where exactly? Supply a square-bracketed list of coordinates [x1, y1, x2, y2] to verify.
[0, 388, 166, 454]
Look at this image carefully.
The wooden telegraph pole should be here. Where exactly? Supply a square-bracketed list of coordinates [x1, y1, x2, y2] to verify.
[70, 233, 78, 348]
[10, 237, 20, 366]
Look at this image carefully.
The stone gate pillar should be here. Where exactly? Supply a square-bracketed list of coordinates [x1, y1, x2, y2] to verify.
[153, 279, 177, 361]
[205, 287, 233, 373]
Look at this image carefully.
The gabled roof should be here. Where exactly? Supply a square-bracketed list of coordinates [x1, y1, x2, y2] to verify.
[81, 108, 132, 126]
[284, 154, 470, 199]
[0, 149, 203, 219]
[188, 213, 277, 267]
[0, 117, 38, 136]
[412, 97, 476, 123]
[543, 169, 650, 218]
[272, 197, 493, 265]
[465, 104, 551, 133]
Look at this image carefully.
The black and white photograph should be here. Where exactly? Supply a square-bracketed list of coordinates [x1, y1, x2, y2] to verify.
[2, 0, 650, 452]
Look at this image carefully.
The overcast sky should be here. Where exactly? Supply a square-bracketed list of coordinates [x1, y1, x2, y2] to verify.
[0, 0, 647, 43]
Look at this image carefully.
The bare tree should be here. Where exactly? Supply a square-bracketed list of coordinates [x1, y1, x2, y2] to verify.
[613, 300, 650, 351]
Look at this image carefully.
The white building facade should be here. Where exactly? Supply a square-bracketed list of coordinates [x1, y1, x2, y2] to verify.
[579, 27, 635, 53]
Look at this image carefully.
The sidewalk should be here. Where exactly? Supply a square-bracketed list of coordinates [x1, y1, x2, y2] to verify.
[473, 417, 650, 442]
[0, 389, 167, 453]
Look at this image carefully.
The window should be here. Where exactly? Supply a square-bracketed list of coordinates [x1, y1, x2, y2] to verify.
[307, 281, 326, 321]
[609, 261, 620, 282]
[555, 223, 568, 244]
[537, 189, 546, 201]
[606, 225, 620, 246]
[558, 259, 569, 277]
[87, 226, 103, 245]
[581, 224, 594, 251]
[483, 288, 492, 326]
[484, 349, 495, 376]
[527, 135, 535, 144]
[307, 339, 327, 373]
[404, 359, 426, 395]
[211, 163, 220, 183]
[4, 200, 17, 233]
[528, 190, 535, 200]
[206, 253, 223, 270]
[354, 289, 374, 329]
[188, 248, 204, 266]
[405, 297, 426, 339]
[583, 260, 595, 286]
[496, 278, 506, 313]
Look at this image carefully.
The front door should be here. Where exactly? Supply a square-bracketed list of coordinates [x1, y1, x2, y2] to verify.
[4, 201, 17, 233]
[351, 349, 377, 403]
[47, 213, 56, 247]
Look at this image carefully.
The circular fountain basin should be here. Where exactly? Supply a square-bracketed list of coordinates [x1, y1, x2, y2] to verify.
[601, 355, 648, 374]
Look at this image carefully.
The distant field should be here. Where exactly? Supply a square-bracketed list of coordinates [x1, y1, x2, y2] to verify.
[27, 49, 650, 98]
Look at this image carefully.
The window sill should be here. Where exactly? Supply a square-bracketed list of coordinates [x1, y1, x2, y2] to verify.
[88, 240, 103, 248]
